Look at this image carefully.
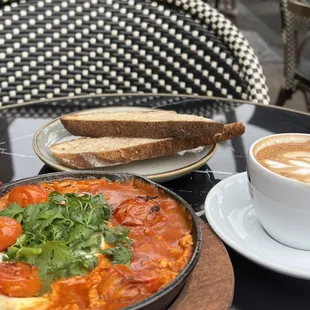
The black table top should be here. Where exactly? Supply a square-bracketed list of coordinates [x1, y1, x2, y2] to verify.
[1, 94, 310, 310]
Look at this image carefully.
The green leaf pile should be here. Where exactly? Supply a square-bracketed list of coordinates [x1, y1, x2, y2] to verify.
[0, 191, 132, 293]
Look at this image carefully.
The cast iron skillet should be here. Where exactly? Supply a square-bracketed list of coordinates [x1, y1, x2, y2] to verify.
[0, 171, 202, 310]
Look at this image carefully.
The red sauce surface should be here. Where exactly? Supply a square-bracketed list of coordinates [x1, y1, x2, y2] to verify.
[0, 178, 193, 310]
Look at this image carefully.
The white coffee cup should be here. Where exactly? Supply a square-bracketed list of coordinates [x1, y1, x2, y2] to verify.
[247, 133, 310, 250]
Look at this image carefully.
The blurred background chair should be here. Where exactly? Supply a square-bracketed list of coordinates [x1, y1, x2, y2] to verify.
[0, 0, 269, 106]
[207, 0, 237, 18]
[276, 0, 310, 111]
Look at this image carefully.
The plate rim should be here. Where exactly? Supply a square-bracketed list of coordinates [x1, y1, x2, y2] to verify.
[33, 106, 218, 181]
[205, 172, 310, 280]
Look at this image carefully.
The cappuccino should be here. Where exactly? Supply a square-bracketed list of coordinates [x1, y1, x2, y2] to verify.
[254, 135, 310, 184]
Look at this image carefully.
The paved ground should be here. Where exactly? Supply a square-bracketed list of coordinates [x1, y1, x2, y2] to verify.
[223, 0, 309, 112]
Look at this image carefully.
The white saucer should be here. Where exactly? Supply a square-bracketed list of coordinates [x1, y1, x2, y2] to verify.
[205, 172, 310, 279]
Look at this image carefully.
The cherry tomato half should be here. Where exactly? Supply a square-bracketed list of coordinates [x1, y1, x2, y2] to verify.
[114, 197, 163, 226]
[8, 184, 48, 208]
[0, 262, 41, 297]
[0, 216, 23, 251]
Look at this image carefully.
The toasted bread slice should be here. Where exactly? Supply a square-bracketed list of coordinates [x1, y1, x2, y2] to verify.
[50, 123, 245, 169]
[60, 110, 224, 139]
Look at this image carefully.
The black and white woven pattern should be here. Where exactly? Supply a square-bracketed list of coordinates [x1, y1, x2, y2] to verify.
[167, 0, 269, 104]
[0, 94, 241, 119]
[281, 0, 310, 90]
[0, 0, 269, 106]
[281, 0, 297, 90]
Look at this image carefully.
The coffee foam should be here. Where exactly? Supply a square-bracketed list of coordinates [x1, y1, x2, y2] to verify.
[254, 135, 310, 184]
[254, 135, 310, 154]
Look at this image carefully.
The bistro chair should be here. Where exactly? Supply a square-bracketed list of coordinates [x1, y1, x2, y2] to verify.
[0, 0, 269, 106]
[276, 0, 310, 111]
[207, 0, 237, 18]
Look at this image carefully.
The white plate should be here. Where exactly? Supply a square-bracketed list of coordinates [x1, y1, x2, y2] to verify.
[205, 172, 310, 279]
[33, 106, 217, 183]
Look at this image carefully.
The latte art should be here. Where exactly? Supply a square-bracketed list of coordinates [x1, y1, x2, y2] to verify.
[264, 152, 310, 181]
[255, 137, 310, 184]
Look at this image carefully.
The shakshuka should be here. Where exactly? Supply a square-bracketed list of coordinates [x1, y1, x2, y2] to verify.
[0, 177, 193, 310]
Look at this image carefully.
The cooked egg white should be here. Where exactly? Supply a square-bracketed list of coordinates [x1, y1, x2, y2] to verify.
[0, 295, 48, 310]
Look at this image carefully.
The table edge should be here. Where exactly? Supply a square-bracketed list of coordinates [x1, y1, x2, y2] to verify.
[1, 93, 309, 117]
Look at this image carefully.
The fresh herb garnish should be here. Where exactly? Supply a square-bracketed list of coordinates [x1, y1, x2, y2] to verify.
[0, 191, 132, 292]
[102, 226, 132, 266]
[0, 202, 24, 221]
[101, 245, 132, 266]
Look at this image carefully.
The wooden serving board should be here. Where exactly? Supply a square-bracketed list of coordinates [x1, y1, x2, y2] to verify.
[169, 221, 235, 310]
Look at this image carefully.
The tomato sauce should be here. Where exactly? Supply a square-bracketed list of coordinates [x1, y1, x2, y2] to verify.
[0, 178, 194, 310]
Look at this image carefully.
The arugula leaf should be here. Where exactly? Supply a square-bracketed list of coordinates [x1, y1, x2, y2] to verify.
[104, 230, 117, 244]
[114, 226, 130, 241]
[49, 192, 67, 204]
[101, 245, 132, 266]
[104, 226, 131, 246]
[79, 234, 102, 251]
[69, 223, 91, 242]
[102, 226, 132, 266]
[36, 242, 71, 271]
[0, 202, 24, 221]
